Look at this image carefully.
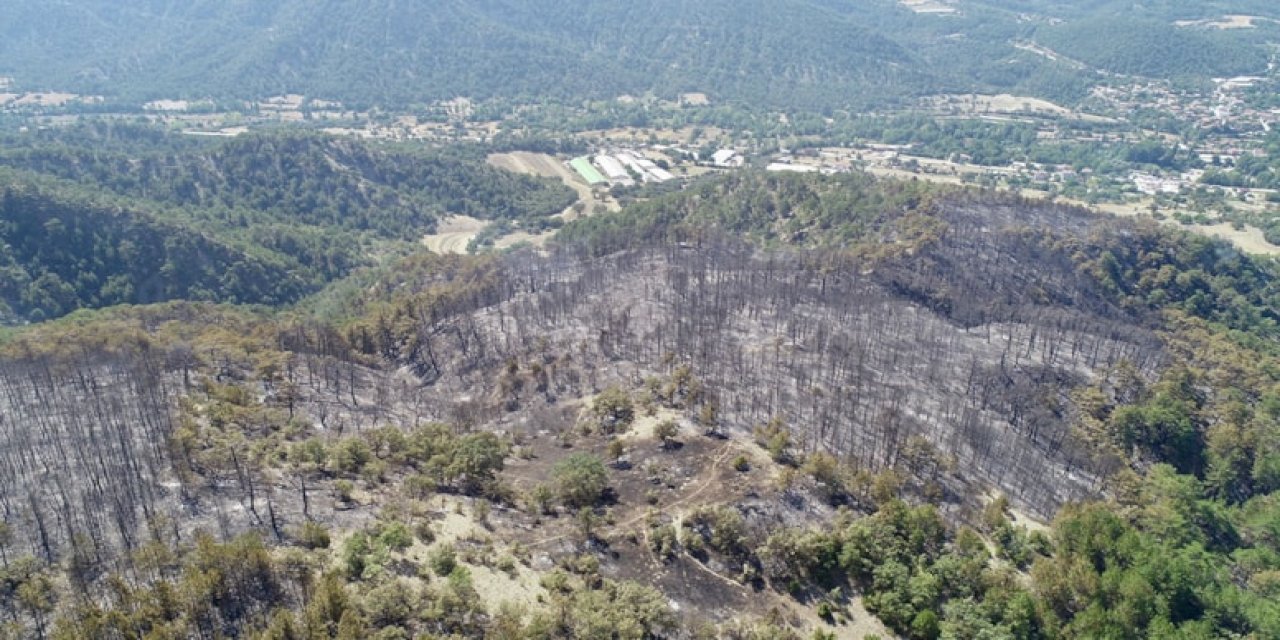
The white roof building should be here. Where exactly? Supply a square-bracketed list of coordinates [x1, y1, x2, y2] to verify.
[712, 149, 743, 167]
[766, 162, 818, 173]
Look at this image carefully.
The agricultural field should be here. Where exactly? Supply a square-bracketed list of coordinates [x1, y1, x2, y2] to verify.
[923, 93, 1117, 123]
[487, 151, 620, 219]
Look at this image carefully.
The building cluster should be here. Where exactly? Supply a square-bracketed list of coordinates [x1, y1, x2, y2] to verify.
[1087, 77, 1279, 134]
[571, 149, 677, 187]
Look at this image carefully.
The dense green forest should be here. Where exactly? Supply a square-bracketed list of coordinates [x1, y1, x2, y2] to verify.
[1037, 17, 1272, 79]
[4, 0, 1273, 111]
[0, 182, 307, 323]
[0, 125, 574, 323]
[0, 125, 575, 236]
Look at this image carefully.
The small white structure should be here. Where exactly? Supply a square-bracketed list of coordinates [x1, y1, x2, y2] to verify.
[1133, 172, 1181, 196]
[766, 162, 818, 173]
[711, 149, 744, 167]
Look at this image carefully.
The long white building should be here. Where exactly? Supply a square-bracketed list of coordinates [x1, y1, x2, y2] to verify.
[594, 154, 631, 183]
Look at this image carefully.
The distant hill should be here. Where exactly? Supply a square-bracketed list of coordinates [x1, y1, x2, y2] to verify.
[3, 0, 1274, 110]
[0, 0, 920, 108]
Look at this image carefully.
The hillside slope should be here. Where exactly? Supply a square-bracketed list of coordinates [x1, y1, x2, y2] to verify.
[6, 0, 1272, 109]
[0, 183, 308, 322]
[0, 127, 575, 323]
[3, 176, 1280, 637]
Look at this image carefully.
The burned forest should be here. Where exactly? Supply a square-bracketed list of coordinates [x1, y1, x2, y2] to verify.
[2, 174, 1280, 639]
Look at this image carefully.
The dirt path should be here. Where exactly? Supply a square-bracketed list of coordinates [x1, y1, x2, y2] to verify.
[422, 215, 488, 254]
[528, 441, 737, 549]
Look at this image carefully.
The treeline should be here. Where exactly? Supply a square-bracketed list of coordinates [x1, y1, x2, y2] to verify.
[557, 171, 946, 255]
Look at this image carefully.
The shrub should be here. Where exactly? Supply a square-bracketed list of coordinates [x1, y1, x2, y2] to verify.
[592, 386, 635, 434]
[297, 521, 331, 549]
[552, 453, 609, 508]
[428, 543, 458, 577]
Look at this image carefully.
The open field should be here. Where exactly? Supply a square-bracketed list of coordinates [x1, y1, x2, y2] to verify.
[494, 230, 555, 249]
[867, 159, 1280, 256]
[10, 91, 82, 107]
[680, 92, 710, 106]
[1090, 200, 1280, 255]
[925, 93, 1116, 123]
[1191, 222, 1280, 255]
[900, 0, 957, 14]
[422, 214, 487, 254]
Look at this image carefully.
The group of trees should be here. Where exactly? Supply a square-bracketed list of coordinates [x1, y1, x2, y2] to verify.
[749, 473, 1280, 639]
[557, 171, 944, 255]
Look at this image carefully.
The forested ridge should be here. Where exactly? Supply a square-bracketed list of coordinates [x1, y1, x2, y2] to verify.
[0, 126, 575, 236]
[0, 126, 574, 324]
[556, 171, 945, 254]
[2, 0, 1274, 110]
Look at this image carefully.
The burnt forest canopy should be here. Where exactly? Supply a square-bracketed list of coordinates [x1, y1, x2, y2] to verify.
[3, 161, 1280, 637]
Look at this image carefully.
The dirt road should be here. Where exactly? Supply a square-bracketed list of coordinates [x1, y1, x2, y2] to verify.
[422, 215, 488, 254]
